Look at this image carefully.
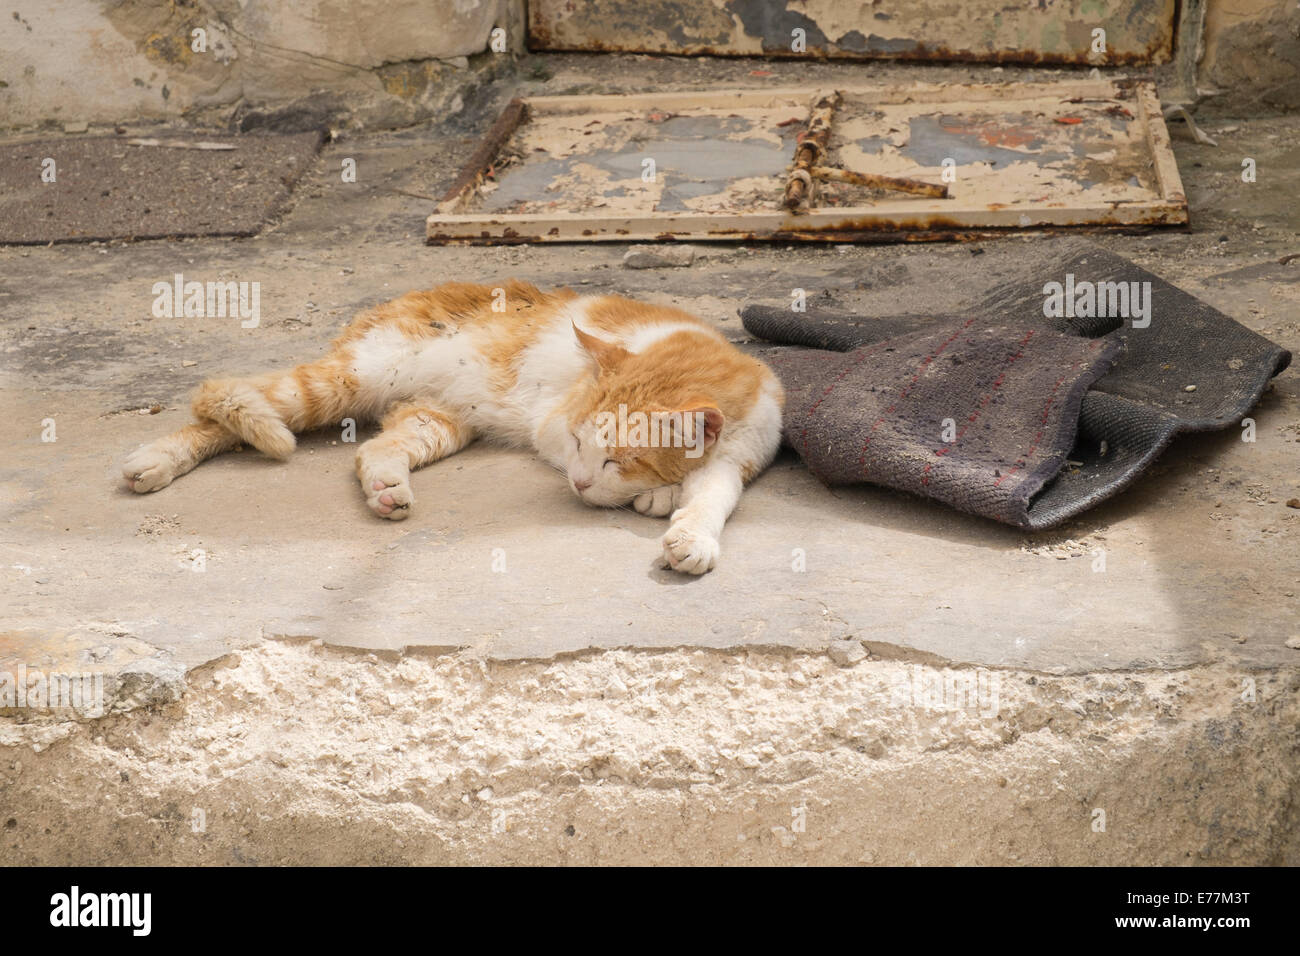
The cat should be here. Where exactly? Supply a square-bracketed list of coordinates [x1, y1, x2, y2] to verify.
[122, 280, 785, 574]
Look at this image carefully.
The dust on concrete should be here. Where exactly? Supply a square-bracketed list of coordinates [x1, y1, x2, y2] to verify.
[2, 108, 1299, 673]
[134, 514, 181, 536]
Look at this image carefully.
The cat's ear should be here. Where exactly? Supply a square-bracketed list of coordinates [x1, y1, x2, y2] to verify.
[679, 405, 725, 449]
[573, 322, 630, 374]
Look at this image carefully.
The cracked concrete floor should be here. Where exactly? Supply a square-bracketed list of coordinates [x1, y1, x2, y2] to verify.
[2, 58, 1298, 864]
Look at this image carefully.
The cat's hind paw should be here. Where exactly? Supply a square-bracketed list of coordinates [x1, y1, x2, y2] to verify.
[122, 443, 179, 493]
[366, 475, 413, 520]
[633, 484, 681, 518]
[659, 522, 719, 575]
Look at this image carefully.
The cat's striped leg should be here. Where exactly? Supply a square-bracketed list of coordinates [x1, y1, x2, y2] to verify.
[123, 421, 243, 493]
[355, 402, 473, 520]
[190, 352, 360, 460]
[125, 352, 363, 492]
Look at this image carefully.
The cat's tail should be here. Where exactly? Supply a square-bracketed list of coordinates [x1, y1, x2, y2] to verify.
[192, 378, 297, 459]
[191, 356, 359, 459]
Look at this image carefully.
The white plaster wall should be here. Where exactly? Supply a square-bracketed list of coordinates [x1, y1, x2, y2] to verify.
[0, 0, 512, 128]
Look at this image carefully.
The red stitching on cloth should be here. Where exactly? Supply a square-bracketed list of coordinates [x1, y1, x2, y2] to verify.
[994, 339, 1103, 489]
[857, 318, 978, 475]
[920, 328, 1035, 486]
[797, 340, 891, 455]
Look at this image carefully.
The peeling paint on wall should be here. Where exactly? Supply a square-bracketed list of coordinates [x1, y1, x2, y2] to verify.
[528, 0, 1176, 64]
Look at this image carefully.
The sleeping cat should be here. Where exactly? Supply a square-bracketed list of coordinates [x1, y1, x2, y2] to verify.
[122, 281, 784, 574]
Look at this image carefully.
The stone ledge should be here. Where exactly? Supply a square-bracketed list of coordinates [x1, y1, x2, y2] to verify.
[3, 641, 1296, 864]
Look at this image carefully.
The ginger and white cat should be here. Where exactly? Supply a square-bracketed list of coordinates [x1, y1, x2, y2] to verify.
[122, 281, 784, 574]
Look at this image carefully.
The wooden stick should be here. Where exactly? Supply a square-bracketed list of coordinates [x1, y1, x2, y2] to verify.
[810, 165, 949, 199]
[783, 90, 841, 212]
[126, 139, 236, 151]
[438, 98, 529, 211]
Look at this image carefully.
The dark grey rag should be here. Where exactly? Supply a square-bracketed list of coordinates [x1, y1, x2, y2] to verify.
[741, 240, 1291, 530]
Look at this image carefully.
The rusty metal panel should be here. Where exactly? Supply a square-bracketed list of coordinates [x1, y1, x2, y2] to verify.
[427, 79, 1188, 244]
[528, 0, 1175, 65]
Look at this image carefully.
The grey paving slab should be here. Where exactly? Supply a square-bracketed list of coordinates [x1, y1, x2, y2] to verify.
[1, 74, 1298, 678]
[0, 132, 323, 244]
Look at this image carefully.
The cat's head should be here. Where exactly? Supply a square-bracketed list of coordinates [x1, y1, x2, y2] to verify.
[558, 325, 724, 506]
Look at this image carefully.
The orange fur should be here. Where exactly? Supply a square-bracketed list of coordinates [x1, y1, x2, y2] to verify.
[123, 279, 783, 576]
[563, 327, 771, 487]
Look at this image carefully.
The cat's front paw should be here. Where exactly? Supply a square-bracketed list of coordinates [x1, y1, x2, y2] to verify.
[633, 484, 681, 517]
[122, 442, 178, 493]
[659, 522, 720, 575]
[366, 475, 413, 520]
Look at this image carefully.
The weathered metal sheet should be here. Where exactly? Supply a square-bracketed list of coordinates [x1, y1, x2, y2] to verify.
[528, 0, 1175, 65]
[427, 79, 1188, 244]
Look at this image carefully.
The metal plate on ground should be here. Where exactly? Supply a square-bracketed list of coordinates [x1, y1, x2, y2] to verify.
[427, 79, 1187, 244]
[527, 0, 1175, 64]
[0, 131, 324, 244]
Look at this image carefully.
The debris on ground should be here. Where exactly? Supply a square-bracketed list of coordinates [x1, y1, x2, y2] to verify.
[622, 245, 696, 269]
[827, 638, 868, 666]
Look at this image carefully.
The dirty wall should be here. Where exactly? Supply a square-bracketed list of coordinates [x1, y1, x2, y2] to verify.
[0, 0, 520, 131]
[0, 0, 1294, 131]
[1202, 0, 1300, 113]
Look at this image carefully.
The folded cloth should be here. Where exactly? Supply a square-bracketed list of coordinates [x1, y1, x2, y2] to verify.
[741, 239, 1291, 530]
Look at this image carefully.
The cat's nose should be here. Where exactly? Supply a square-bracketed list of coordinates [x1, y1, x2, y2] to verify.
[573, 478, 593, 492]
